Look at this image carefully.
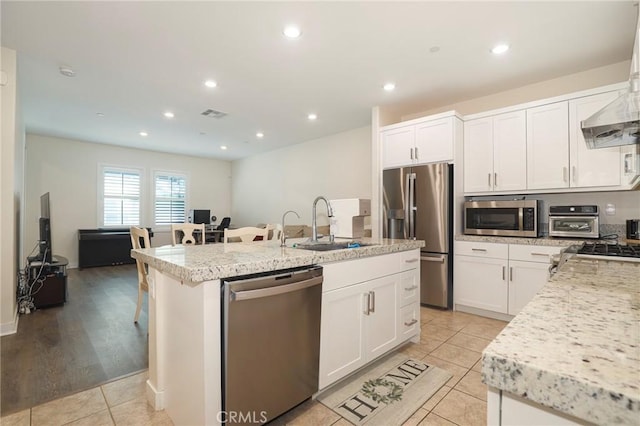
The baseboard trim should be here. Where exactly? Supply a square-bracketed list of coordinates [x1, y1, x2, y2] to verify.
[146, 379, 164, 410]
[0, 308, 19, 336]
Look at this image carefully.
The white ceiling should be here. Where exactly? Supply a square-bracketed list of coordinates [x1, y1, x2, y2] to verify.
[1, 1, 637, 160]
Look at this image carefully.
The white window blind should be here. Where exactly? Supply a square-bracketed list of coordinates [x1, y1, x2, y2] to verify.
[103, 170, 140, 226]
[154, 173, 186, 225]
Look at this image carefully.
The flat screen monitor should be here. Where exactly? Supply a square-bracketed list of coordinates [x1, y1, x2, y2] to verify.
[41, 192, 50, 218]
[190, 209, 210, 225]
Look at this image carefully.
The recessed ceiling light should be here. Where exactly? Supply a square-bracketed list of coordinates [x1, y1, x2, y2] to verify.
[59, 66, 75, 77]
[220, 145, 228, 150]
[139, 131, 148, 137]
[256, 132, 264, 138]
[163, 111, 175, 119]
[204, 80, 217, 88]
[491, 44, 510, 55]
[308, 113, 317, 121]
[429, 46, 440, 53]
[283, 26, 302, 39]
[383, 82, 396, 92]
[96, 112, 105, 117]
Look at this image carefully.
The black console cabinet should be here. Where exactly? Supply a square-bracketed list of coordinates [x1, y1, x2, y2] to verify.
[28, 255, 68, 309]
[78, 228, 153, 269]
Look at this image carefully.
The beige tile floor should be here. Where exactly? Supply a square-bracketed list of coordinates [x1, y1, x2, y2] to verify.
[1, 307, 506, 426]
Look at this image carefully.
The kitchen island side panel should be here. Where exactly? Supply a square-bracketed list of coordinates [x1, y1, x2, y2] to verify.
[147, 267, 222, 425]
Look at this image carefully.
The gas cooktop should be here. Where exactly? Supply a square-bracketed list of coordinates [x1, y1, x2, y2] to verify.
[576, 242, 640, 259]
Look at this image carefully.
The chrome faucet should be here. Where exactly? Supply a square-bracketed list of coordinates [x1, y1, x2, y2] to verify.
[311, 196, 334, 242]
[281, 210, 300, 247]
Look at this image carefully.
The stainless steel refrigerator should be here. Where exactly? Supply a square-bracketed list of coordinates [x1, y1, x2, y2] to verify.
[383, 162, 453, 308]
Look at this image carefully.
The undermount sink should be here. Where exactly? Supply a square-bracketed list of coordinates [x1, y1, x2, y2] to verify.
[293, 241, 372, 251]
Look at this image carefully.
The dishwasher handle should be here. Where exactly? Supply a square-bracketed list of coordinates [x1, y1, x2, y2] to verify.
[231, 275, 323, 301]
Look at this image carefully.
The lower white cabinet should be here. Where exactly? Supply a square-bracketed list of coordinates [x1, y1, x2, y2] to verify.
[319, 250, 420, 390]
[454, 254, 508, 314]
[454, 242, 564, 318]
[507, 260, 552, 316]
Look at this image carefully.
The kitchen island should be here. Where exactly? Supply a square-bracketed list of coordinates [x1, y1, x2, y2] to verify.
[482, 256, 640, 425]
[131, 237, 424, 425]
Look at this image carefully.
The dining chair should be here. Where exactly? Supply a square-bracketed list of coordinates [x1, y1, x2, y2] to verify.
[171, 223, 205, 245]
[223, 226, 269, 243]
[265, 223, 283, 241]
[129, 226, 150, 323]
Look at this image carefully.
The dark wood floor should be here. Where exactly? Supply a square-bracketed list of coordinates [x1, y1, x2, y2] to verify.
[1, 264, 148, 415]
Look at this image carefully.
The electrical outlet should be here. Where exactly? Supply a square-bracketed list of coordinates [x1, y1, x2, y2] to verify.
[605, 203, 616, 216]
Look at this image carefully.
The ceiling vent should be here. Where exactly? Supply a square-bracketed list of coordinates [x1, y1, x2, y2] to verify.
[201, 109, 227, 119]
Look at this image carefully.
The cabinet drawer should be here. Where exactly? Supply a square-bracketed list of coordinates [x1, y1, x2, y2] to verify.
[398, 304, 420, 341]
[397, 269, 419, 307]
[322, 250, 418, 292]
[508, 244, 564, 263]
[455, 241, 508, 259]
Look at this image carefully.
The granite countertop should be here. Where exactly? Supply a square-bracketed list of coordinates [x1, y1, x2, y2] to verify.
[455, 234, 611, 247]
[131, 237, 424, 284]
[482, 257, 640, 424]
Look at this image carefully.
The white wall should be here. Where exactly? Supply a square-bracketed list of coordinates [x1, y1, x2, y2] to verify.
[231, 126, 371, 228]
[1, 47, 21, 334]
[25, 134, 232, 267]
[401, 61, 631, 120]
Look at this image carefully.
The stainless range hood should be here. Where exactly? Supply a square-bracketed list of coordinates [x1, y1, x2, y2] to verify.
[582, 17, 640, 149]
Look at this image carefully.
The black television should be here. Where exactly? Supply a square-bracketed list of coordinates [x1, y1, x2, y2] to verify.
[189, 209, 211, 225]
[38, 192, 53, 263]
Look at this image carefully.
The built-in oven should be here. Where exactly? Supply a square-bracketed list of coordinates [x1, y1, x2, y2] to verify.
[464, 200, 539, 237]
[548, 205, 599, 239]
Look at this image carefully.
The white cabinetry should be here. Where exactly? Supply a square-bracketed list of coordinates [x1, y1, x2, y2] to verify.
[454, 242, 509, 314]
[381, 115, 456, 169]
[464, 111, 527, 193]
[319, 250, 420, 390]
[569, 91, 622, 188]
[382, 126, 414, 169]
[527, 101, 570, 190]
[454, 241, 564, 318]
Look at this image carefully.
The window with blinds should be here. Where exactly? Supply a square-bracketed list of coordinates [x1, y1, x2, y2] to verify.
[102, 169, 141, 226]
[154, 173, 186, 225]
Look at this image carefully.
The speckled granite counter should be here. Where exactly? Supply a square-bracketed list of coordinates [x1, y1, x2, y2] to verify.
[131, 237, 424, 283]
[456, 234, 606, 247]
[482, 257, 640, 424]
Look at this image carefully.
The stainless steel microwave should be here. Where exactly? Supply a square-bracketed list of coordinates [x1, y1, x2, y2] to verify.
[464, 200, 540, 237]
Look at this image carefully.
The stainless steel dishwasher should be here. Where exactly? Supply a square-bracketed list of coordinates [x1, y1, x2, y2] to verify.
[221, 265, 323, 425]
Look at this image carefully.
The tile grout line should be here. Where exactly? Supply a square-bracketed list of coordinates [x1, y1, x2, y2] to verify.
[99, 385, 117, 425]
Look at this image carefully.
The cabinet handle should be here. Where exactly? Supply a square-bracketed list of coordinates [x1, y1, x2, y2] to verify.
[494, 172, 498, 187]
[405, 258, 419, 263]
[415, 147, 419, 160]
[404, 319, 418, 327]
[363, 293, 370, 315]
[369, 291, 375, 313]
[410, 147, 414, 160]
[471, 248, 487, 252]
[563, 167, 568, 182]
[502, 266, 506, 281]
[405, 285, 418, 291]
[488, 173, 492, 188]
[572, 166, 577, 183]
[509, 267, 513, 282]
[531, 252, 550, 257]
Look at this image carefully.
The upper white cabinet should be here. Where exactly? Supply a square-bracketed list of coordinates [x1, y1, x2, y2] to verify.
[381, 115, 455, 169]
[526, 101, 570, 190]
[382, 126, 415, 169]
[569, 91, 621, 188]
[464, 111, 527, 193]
[414, 118, 455, 165]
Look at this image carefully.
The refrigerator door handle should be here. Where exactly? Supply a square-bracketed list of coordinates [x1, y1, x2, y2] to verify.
[420, 255, 445, 263]
[409, 173, 416, 239]
[404, 172, 411, 239]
